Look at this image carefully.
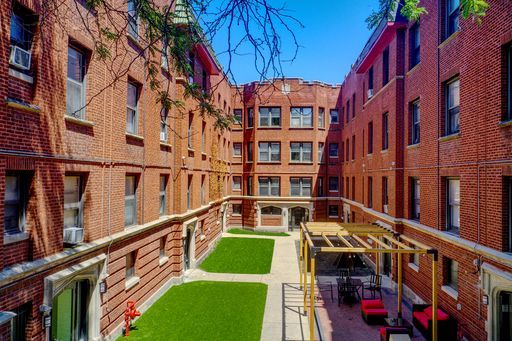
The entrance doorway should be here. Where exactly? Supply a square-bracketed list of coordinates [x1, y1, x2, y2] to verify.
[51, 280, 89, 341]
[289, 207, 309, 231]
[183, 227, 193, 271]
[499, 291, 512, 341]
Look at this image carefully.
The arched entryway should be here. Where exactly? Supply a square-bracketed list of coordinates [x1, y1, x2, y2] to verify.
[498, 290, 512, 341]
[289, 206, 309, 231]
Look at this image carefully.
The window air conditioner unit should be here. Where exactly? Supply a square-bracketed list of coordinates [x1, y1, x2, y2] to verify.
[160, 132, 167, 141]
[367, 89, 374, 98]
[383, 205, 388, 214]
[10, 46, 31, 70]
[63, 227, 84, 244]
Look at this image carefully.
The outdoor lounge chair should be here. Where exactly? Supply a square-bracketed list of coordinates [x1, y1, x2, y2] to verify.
[379, 327, 411, 341]
[412, 304, 456, 341]
[360, 299, 388, 324]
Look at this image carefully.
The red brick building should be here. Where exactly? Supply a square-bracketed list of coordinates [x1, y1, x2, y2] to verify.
[0, 0, 511, 340]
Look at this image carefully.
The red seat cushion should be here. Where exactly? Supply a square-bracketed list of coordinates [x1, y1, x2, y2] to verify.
[364, 308, 388, 317]
[379, 327, 386, 337]
[361, 299, 384, 310]
[413, 311, 430, 329]
[423, 307, 450, 321]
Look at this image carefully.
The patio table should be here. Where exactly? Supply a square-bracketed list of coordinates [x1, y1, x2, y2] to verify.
[384, 318, 413, 337]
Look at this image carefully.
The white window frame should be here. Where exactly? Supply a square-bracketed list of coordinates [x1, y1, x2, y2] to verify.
[258, 142, 280, 162]
[159, 175, 167, 216]
[328, 205, 339, 218]
[127, 0, 139, 39]
[66, 46, 86, 120]
[125, 175, 137, 227]
[258, 177, 280, 196]
[290, 142, 312, 163]
[259, 107, 281, 127]
[329, 143, 339, 158]
[64, 175, 83, 230]
[329, 177, 339, 192]
[4, 173, 28, 235]
[330, 109, 339, 124]
[446, 78, 460, 135]
[290, 107, 313, 128]
[318, 108, 325, 128]
[160, 108, 168, 142]
[290, 177, 312, 197]
[126, 81, 139, 134]
[447, 178, 460, 235]
[233, 143, 242, 157]
[232, 176, 242, 191]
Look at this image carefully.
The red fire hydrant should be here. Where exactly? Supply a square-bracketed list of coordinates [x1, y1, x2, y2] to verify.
[124, 300, 141, 336]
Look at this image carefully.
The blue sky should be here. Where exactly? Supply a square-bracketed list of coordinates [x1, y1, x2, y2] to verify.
[204, 0, 379, 85]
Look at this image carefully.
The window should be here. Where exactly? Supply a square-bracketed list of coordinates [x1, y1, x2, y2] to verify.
[411, 100, 420, 144]
[446, 0, 460, 38]
[258, 142, 280, 162]
[290, 178, 312, 197]
[368, 121, 374, 154]
[188, 113, 194, 149]
[234, 109, 242, 125]
[232, 176, 242, 191]
[233, 143, 242, 157]
[232, 204, 242, 215]
[188, 53, 195, 84]
[382, 48, 389, 85]
[329, 143, 339, 158]
[125, 176, 137, 226]
[506, 178, 512, 252]
[258, 177, 280, 196]
[352, 135, 356, 160]
[318, 108, 325, 128]
[447, 178, 460, 234]
[368, 177, 373, 208]
[4, 172, 30, 235]
[159, 175, 167, 215]
[351, 177, 355, 200]
[10, 303, 29, 341]
[160, 237, 167, 260]
[290, 142, 312, 163]
[64, 175, 83, 233]
[127, 0, 138, 38]
[247, 142, 253, 162]
[506, 44, 512, 121]
[410, 251, 420, 267]
[318, 177, 324, 197]
[200, 175, 206, 205]
[202, 70, 208, 93]
[126, 81, 139, 134]
[411, 178, 420, 220]
[187, 175, 193, 210]
[161, 38, 169, 69]
[66, 46, 86, 119]
[290, 107, 313, 128]
[259, 107, 281, 127]
[368, 67, 374, 95]
[382, 177, 388, 210]
[330, 109, 339, 124]
[201, 121, 206, 152]
[410, 23, 420, 68]
[247, 176, 253, 196]
[446, 78, 460, 135]
[444, 258, 459, 291]
[10, 3, 35, 70]
[318, 142, 324, 163]
[345, 177, 349, 198]
[248, 107, 254, 127]
[346, 100, 350, 123]
[328, 205, 339, 218]
[160, 108, 169, 142]
[345, 139, 349, 162]
[352, 94, 356, 118]
[329, 177, 339, 192]
[126, 251, 137, 280]
[382, 113, 389, 150]
[261, 206, 282, 215]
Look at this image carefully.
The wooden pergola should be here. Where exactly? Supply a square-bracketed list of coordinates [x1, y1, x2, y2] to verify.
[300, 222, 439, 341]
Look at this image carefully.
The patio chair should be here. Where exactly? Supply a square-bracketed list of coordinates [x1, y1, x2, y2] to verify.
[362, 274, 382, 299]
[340, 281, 359, 306]
[315, 276, 333, 302]
[339, 268, 350, 280]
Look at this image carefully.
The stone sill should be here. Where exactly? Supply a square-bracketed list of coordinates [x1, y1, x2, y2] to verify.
[438, 132, 461, 143]
[289, 127, 314, 130]
[407, 143, 420, 150]
[498, 119, 512, 128]
[289, 162, 314, 165]
[126, 133, 144, 141]
[160, 142, 172, 149]
[65, 115, 95, 127]
[441, 285, 458, 300]
[9, 68, 34, 84]
[408, 263, 419, 273]
[125, 276, 140, 291]
[159, 256, 169, 267]
[257, 126, 282, 130]
[406, 63, 421, 76]
[126, 33, 143, 50]
[6, 98, 40, 114]
[381, 149, 388, 154]
[3, 232, 30, 245]
[438, 31, 460, 49]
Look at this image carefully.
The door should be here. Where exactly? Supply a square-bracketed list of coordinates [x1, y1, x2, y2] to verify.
[289, 207, 308, 230]
[499, 291, 512, 341]
[51, 280, 89, 341]
[183, 228, 192, 271]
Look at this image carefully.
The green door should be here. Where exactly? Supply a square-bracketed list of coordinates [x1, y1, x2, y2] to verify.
[51, 280, 89, 341]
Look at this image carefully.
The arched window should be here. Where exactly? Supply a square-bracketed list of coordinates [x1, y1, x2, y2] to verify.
[261, 206, 282, 215]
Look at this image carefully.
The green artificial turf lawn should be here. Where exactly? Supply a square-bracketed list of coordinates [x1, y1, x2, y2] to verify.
[227, 228, 290, 237]
[200, 237, 274, 274]
[119, 281, 267, 341]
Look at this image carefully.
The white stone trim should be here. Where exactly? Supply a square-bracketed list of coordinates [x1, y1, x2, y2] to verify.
[441, 285, 459, 300]
[125, 276, 140, 290]
[482, 262, 512, 341]
[3, 232, 29, 245]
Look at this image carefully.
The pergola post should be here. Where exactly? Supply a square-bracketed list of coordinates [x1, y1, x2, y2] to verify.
[397, 252, 403, 318]
[432, 252, 438, 341]
[375, 252, 380, 276]
[309, 255, 316, 341]
[303, 241, 308, 312]
[300, 229, 303, 289]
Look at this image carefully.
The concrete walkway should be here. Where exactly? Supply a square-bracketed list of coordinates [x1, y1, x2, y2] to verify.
[185, 231, 318, 341]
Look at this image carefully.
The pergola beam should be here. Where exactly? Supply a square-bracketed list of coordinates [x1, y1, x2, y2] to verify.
[321, 233, 334, 247]
[351, 235, 373, 249]
[367, 234, 391, 249]
[383, 234, 412, 250]
[336, 233, 354, 248]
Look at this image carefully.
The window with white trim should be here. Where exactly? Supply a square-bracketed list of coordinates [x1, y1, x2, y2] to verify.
[329, 143, 338, 158]
[330, 109, 339, 124]
[258, 177, 280, 196]
[329, 177, 339, 192]
[411, 100, 420, 144]
[446, 0, 460, 38]
[232, 176, 242, 191]
[258, 142, 280, 162]
[318, 108, 325, 128]
[64, 175, 83, 231]
[126, 251, 137, 280]
[318, 142, 324, 163]
[127, 0, 138, 39]
[160, 236, 167, 260]
[259, 107, 281, 127]
[4, 172, 30, 235]
[444, 258, 458, 291]
[66, 46, 86, 119]
[446, 178, 460, 235]
[328, 205, 339, 217]
[290, 142, 312, 163]
[234, 109, 242, 126]
[126, 81, 139, 134]
[290, 178, 312, 197]
[290, 107, 313, 128]
[233, 143, 242, 157]
[232, 204, 242, 215]
[160, 108, 168, 142]
[159, 175, 167, 216]
[125, 175, 137, 226]
[446, 78, 460, 135]
[411, 178, 420, 220]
